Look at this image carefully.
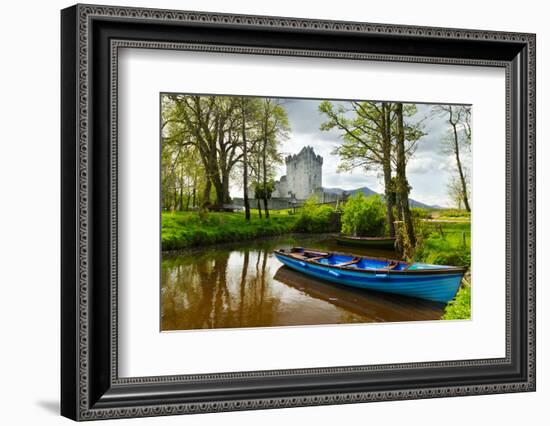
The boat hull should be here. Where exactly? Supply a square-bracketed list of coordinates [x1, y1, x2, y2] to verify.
[275, 253, 463, 303]
[336, 236, 396, 250]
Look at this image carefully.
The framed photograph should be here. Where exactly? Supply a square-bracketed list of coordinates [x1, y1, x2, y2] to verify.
[61, 4, 536, 421]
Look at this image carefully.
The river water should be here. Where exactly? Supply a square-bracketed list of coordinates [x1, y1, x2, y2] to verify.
[161, 235, 445, 331]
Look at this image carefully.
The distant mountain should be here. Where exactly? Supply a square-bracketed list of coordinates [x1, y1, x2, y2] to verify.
[323, 186, 438, 210]
[408, 199, 436, 209]
[324, 186, 378, 197]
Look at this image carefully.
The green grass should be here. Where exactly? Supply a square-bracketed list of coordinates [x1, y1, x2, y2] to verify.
[162, 210, 298, 250]
[429, 208, 471, 221]
[413, 220, 471, 320]
[414, 221, 471, 268]
[442, 280, 471, 320]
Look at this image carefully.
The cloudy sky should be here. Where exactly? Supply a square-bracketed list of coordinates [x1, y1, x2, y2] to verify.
[232, 98, 471, 208]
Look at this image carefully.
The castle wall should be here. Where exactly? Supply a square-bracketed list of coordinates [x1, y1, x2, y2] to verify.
[284, 146, 323, 200]
[273, 175, 288, 198]
[314, 187, 340, 203]
[232, 197, 297, 210]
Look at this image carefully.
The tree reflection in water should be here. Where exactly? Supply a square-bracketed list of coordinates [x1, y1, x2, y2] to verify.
[162, 246, 281, 330]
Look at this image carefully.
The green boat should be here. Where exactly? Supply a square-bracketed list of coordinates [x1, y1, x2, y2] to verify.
[335, 235, 396, 250]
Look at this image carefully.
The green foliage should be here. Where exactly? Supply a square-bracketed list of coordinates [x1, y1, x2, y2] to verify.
[319, 100, 425, 174]
[198, 205, 209, 222]
[293, 197, 340, 233]
[253, 180, 276, 200]
[434, 209, 471, 220]
[410, 207, 430, 220]
[161, 95, 290, 210]
[340, 194, 387, 237]
[414, 221, 471, 268]
[443, 282, 471, 320]
[411, 219, 471, 320]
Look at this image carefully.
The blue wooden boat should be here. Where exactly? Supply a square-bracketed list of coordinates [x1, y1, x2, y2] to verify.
[274, 247, 466, 303]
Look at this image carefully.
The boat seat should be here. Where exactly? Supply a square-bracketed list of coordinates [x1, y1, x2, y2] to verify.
[307, 255, 330, 262]
[385, 261, 399, 270]
[337, 257, 361, 267]
[289, 253, 307, 260]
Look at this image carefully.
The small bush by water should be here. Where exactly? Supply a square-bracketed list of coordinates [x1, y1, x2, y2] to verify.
[341, 194, 387, 237]
[293, 197, 340, 233]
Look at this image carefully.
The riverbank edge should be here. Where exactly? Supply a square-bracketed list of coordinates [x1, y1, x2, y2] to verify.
[161, 232, 334, 256]
[161, 211, 300, 251]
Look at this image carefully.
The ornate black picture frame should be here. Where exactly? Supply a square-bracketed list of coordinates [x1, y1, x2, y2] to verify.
[61, 4, 536, 421]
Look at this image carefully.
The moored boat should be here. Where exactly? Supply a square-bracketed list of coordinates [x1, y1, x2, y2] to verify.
[274, 247, 466, 303]
[335, 235, 396, 250]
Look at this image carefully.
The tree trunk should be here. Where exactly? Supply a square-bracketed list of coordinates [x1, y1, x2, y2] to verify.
[214, 180, 225, 210]
[241, 102, 251, 221]
[201, 151, 214, 207]
[262, 114, 270, 219]
[394, 190, 405, 254]
[221, 171, 231, 205]
[214, 159, 230, 209]
[381, 103, 396, 237]
[396, 191, 404, 224]
[202, 179, 211, 206]
[395, 103, 416, 250]
[382, 163, 395, 237]
[257, 198, 262, 219]
[450, 118, 471, 212]
[178, 162, 185, 211]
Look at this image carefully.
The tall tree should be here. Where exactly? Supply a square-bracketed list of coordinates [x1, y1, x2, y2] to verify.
[394, 103, 416, 248]
[162, 95, 244, 210]
[320, 101, 396, 235]
[239, 98, 253, 220]
[433, 105, 471, 212]
[257, 99, 289, 218]
[160, 128, 206, 211]
[319, 101, 423, 237]
[448, 174, 468, 210]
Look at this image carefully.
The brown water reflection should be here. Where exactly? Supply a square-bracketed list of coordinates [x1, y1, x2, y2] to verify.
[161, 236, 445, 331]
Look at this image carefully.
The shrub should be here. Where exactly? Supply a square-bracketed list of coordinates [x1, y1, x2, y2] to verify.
[293, 197, 340, 233]
[341, 194, 386, 237]
[198, 205, 209, 222]
[411, 207, 430, 220]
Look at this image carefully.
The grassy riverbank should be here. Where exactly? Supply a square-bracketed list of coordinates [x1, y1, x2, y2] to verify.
[162, 210, 298, 250]
[414, 221, 471, 268]
[414, 217, 471, 320]
[442, 279, 471, 320]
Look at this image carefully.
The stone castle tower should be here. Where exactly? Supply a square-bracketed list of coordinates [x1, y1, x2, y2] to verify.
[274, 146, 323, 200]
